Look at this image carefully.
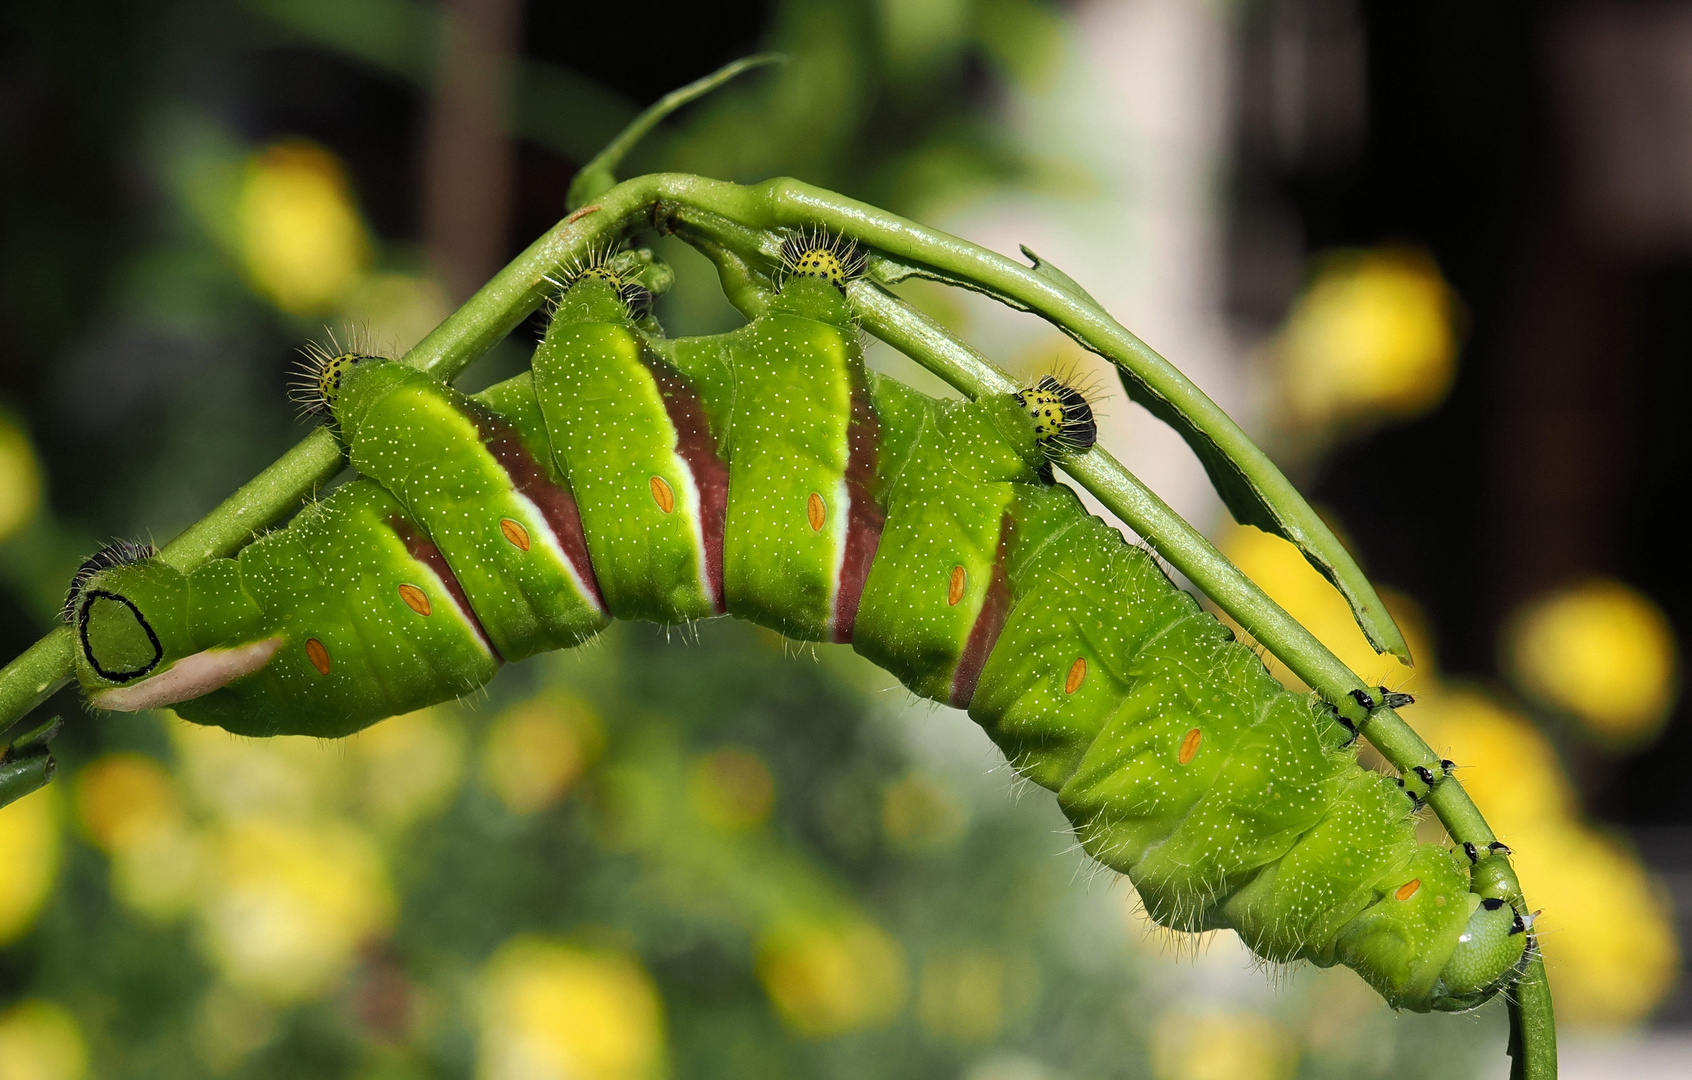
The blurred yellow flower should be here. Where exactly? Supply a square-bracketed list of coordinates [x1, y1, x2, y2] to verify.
[1517, 825, 1679, 1027]
[74, 752, 180, 851]
[917, 948, 1034, 1043]
[1150, 1011, 1297, 1080]
[0, 1000, 87, 1080]
[756, 919, 907, 1036]
[688, 747, 774, 830]
[0, 415, 42, 542]
[482, 694, 602, 815]
[350, 708, 465, 830]
[1277, 247, 1458, 430]
[1217, 522, 1423, 691]
[0, 788, 59, 944]
[74, 753, 201, 920]
[882, 771, 967, 852]
[170, 718, 343, 821]
[1503, 579, 1678, 744]
[1409, 692, 1576, 829]
[198, 818, 393, 1003]
[236, 140, 370, 314]
[477, 937, 666, 1080]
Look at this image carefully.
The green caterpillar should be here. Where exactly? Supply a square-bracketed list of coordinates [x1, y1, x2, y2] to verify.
[64, 236, 1528, 1014]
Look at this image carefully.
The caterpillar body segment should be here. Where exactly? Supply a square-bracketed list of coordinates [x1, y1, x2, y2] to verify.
[533, 276, 723, 624]
[67, 265, 1527, 1013]
[79, 480, 497, 736]
[658, 275, 876, 643]
[337, 361, 607, 661]
[851, 380, 1034, 705]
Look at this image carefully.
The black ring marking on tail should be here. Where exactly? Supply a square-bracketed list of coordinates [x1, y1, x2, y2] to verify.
[77, 589, 164, 682]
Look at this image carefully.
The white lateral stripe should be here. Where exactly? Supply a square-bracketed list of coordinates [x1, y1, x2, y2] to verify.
[93, 637, 284, 712]
[410, 554, 499, 657]
[667, 448, 714, 609]
[509, 489, 606, 618]
[825, 474, 850, 630]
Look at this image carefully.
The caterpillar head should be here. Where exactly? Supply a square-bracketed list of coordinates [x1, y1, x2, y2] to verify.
[1428, 896, 1530, 1010]
[772, 229, 864, 328]
[779, 228, 867, 291]
[293, 340, 388, 419]
[550, 247, 653, 324]
[66, 541, 279, 711]
[1016, 375, 1098, 461]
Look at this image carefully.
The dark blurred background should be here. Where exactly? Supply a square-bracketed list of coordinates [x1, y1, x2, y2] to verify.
[1, 1, 1689, 1077]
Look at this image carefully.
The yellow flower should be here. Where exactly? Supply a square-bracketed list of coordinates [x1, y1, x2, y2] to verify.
[73, 754, 201, 920]
[1410, 691, 1576, 830]
[197, 817, 393, 1002]
[349, 707, 464, 830]
[1217, 522, 1425, 691]
[756, 919, 907, 1036]
[478, 938, 666, 1080]
[1504, 580, 1678, 744]
[170, 718, 343, 821]
[1410, 690, 1679, 1029]
[0, 415, 41, 542]
[1278, 247, 1458, 430]
[1513, 824, 1679, 1028]
[0, 788, 59, 944]
[0, 1000, 87, 1080]
[481, 694, 602, 815]
[236, 140, 370, 314]
[1150, 1011, 1297, 1080]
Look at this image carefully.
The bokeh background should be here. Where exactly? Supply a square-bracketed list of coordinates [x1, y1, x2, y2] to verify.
[1, 1, 1688, 1077]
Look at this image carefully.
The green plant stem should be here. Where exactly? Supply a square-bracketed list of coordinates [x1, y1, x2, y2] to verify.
[0, 172, 1553, 1075]
[566, 53, 784, 211]
[0, 630, 72, 735]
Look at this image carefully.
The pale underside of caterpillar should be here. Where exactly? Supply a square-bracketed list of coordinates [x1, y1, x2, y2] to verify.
[65, 241, 1528, 1015]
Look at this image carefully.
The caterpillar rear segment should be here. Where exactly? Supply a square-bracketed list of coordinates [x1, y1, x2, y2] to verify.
[67, 254, 1526, 1013]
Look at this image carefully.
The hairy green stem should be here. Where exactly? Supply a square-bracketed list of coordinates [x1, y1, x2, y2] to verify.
[0, 172, 1552, 1075]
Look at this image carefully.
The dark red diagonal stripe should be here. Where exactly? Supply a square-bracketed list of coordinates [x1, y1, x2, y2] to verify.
[462, 401, 606, 612]
[641, 356, 729, 613]
[389, 515, 503, 662]
[949, 517, 1013, 708]
[834, 381, 885, 643]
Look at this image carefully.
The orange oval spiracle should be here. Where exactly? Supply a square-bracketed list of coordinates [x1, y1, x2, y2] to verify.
[500, 517, 531, 551]
[807, 491, 826, 532]
[948, 565, 967, 606]
[397, 583, 431, 616]
[1395, 878, 1422, 902]
[305, 638, 331, 676]
[1065, 656, 1087, 694]
[1178, 727, 1202, 765]
[650, 475, 675, 513]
